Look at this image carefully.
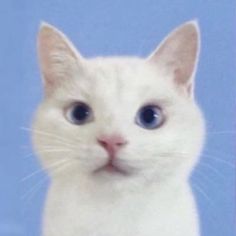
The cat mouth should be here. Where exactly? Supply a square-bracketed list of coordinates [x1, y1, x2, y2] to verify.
[93, 161, 130, 176]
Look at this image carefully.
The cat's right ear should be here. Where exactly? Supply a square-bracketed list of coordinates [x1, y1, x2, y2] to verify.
[37, 22, 83, 95]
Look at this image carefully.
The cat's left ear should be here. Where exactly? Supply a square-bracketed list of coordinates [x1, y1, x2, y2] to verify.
[148, 21, 200, 97]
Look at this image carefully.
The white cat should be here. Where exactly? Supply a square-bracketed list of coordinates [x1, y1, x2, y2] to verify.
[33, 21, 205, 236]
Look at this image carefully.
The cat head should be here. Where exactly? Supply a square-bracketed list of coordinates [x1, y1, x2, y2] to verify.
[33, 21, 205, 188]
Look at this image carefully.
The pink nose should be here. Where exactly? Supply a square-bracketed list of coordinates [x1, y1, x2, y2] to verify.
[97, 134, 127, 157]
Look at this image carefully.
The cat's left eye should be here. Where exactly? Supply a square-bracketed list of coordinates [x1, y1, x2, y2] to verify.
[135, 104, 164, 130]
[65, 102, 93, 125]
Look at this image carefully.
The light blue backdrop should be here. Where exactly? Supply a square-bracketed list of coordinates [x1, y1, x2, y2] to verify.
[0, 1, 235, 235]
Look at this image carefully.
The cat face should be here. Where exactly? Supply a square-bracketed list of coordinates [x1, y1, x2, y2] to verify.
[33, 22, 205, 186]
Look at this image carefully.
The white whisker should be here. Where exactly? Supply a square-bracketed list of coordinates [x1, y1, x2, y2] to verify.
[193, 169, 217, 186]
[20, 126, 78, 148]
[191, 182, 213, 204]
[198, 162, 225, 178]
[201, 154, 235, 168]
[22, 176, 48, 202]
[22, 160, 73, 202]
[21, 159, 70, 182]
[207, 130, 236, 135]
[23, 148, 72, 159]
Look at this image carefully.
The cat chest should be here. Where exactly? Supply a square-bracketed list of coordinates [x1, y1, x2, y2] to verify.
[44, 187, 196, 236]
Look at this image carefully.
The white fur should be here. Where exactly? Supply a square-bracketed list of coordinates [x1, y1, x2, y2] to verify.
[33, 21, 205, 236]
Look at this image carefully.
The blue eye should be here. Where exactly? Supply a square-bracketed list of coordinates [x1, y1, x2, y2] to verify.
[136, 105, 164, 129]
[66, 102, 93, 125]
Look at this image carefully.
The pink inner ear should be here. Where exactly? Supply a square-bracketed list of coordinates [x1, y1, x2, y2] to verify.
[174, 68, 193, 96]
[186, 84, 193, 95]
[42, 74, 57, 95]
[147, 22, 199, 98]
[174, 68, 185, 85]
[38, 23, 85, 97]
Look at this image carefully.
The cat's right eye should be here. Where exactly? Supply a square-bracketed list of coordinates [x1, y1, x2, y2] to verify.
[65, 102, 93, 125]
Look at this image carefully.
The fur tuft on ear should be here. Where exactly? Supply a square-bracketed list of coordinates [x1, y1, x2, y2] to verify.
[37, 22, 83, 95]
[148, 21, 200, 97]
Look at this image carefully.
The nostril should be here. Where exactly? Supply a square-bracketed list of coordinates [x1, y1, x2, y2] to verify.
[116, 140, 127, 146]
[97, 139, 108, 148]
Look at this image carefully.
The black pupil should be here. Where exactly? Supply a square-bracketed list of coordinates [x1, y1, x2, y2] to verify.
[72, 104, 89, 122]
[141, 107, 157, 124]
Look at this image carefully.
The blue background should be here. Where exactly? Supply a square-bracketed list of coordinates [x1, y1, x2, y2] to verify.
[0, 1, 235, 235]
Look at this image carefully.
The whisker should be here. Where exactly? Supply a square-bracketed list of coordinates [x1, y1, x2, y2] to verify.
[197, 162, 225, 178]
[23, 148, 72, 159]
[207, 130, 236, 135]
[22, 176, 48, 202]
[21, 158, 70, 182]
[203, 148, 235, 158]
[191, 180, 222, 228]
[22, 160, 73, 202]
[193, 169, 217, 186]
[200, 154, 235, 168]
[157, 150, 235, 168]
[191, 181, 213, 205]
[20, 127, 78, 148]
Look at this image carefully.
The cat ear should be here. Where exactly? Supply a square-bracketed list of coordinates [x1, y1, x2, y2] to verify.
[37, 22, 83, 95]
[148, 21, 200, 97]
